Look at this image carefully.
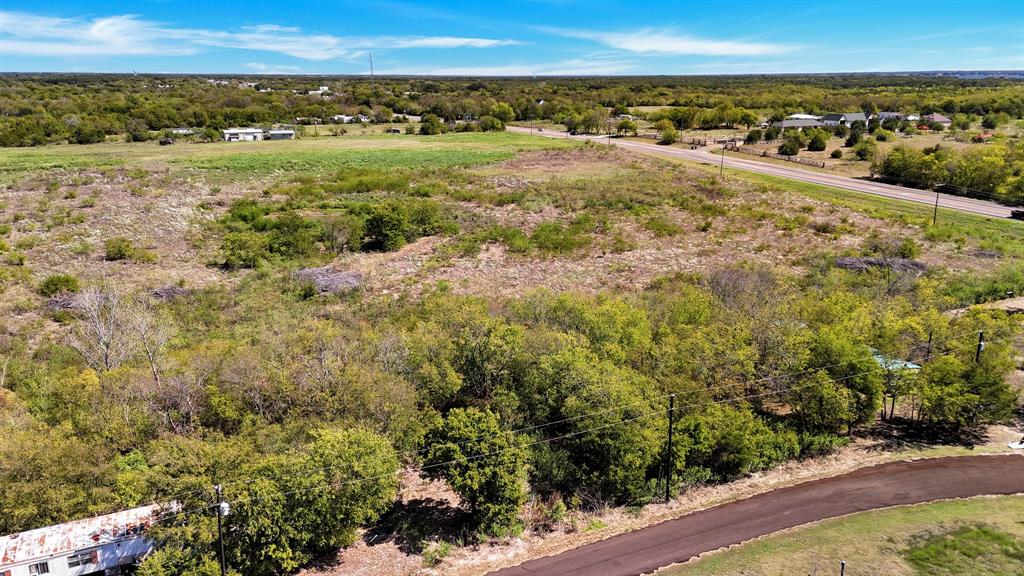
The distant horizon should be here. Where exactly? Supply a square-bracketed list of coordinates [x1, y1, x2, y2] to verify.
[2, 69, 1022, 78]
[2, 1, 1021, 75]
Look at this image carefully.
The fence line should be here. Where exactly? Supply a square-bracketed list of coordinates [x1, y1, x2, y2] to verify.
[725, 142, 830, 168]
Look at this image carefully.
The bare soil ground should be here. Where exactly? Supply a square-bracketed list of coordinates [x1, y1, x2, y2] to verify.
[329, 149, 1002, 299]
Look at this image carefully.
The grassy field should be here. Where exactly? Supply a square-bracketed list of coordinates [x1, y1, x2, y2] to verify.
[0, 132, 573, 183]
[656, 151, 1024, 258]
[660, 496, 1024, 576]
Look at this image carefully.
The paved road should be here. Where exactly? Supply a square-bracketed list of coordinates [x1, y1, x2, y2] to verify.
[508, 126, 1013, 219]
[488, 454, 1024, 576]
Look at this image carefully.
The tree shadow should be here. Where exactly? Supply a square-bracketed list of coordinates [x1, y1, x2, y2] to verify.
[859, 417, 989, 451]
[363, 497, 471, 554]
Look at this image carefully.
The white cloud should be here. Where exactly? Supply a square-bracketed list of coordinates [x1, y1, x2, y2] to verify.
[388, 36, 521, 48]
[0, 12, 196, 56]
[543, 27, 794, 56]
[0, 11, 519, 60]
[381, 57, 635, 76]
[244, 62, 308, 74]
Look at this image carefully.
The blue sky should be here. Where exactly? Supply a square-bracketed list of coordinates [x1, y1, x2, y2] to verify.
[1, 0, 1022, 75]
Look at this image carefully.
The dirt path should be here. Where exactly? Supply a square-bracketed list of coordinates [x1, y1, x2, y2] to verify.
[487, 454, 1024, 576]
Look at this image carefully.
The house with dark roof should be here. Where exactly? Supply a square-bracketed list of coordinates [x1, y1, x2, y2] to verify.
[822, 112, 868, 127]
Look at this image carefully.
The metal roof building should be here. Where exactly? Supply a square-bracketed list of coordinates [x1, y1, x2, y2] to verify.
[1, 505, 160, 576]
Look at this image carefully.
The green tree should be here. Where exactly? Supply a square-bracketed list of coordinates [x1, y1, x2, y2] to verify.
[655, 119, 678, 145]
[364, 203, 410, 251]
[807, 131, 828, 151]
[478, 115, 505, 132]
[616, 118, 637, 136]
[419, 114, 446, 135]
[490, 102, 515, 124]
[789, 370, 855, 433]
[424, 408, 528, 537]
[853, 138, 878, 161]
[778, 136, 802, 156]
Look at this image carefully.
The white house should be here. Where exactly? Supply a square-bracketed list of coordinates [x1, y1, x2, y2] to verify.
[222, 128, 264, 142]
[1, 505, 161, 576]
[268, 129, 295, 140]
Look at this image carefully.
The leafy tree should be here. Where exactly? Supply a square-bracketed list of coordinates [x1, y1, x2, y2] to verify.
[808, 328, 883, 427]
[778, 136, 802, 156]
[424, 408, 528, 537]
[744, 129, 763, 144]
[655, 119, 678, 144]
[853, 138, 878, 161]
[419, 114, 447, 135]
[616, 118, 638, 136]
[364, 202, 410, 251]
[807, 131, 828, 151]
[789, 370, 855, 433]
[489, 102, 515, 124]
[478, 115, 505, 132]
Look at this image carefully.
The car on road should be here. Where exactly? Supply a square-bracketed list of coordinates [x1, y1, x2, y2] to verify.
[537, 127, 544, 132]
[1011, 209, 1024, 221]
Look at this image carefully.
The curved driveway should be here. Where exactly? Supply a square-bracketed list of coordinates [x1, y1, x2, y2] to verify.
[507, 127, 1013, 219]
[488, 454, 1024, 576]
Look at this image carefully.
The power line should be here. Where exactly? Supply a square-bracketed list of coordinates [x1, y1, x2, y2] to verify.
[43, 330, 1010, 531]
[167, 328, 994, 498]
[216, 337, 1010, 512]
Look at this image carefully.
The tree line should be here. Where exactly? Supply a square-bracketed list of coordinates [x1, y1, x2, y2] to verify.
[2, 73, 1023, 146]
[1, 250, 1018, 574]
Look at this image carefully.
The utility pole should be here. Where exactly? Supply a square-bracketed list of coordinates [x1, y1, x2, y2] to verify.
[719, 144, 726, 176]
[839, 560, 846, 576]
[665, 394, 676, 503]
[975, 330, 985, 364]
[932, 190, 940, 226]
[215, 485, 228, 576]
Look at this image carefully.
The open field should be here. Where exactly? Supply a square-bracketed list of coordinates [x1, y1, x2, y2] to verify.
[0, 132, 571, 183]
[3, 132, 1022, 315]
[661, 495, 1024, 576]
[2, 129, 1022, 576]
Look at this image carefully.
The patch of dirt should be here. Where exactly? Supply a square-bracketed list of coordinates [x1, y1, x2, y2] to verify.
[0, 169, 259, 291]
[494, 147, 628, 175]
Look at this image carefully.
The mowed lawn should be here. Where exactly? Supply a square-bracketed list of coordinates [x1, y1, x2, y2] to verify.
[0, 132, 574, 181]
[660, 496, 1024, 576]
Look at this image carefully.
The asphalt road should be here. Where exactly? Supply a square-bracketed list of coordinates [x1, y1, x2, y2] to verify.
[488, 454, 1024, 576]
[507, 126, 1013, 219]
